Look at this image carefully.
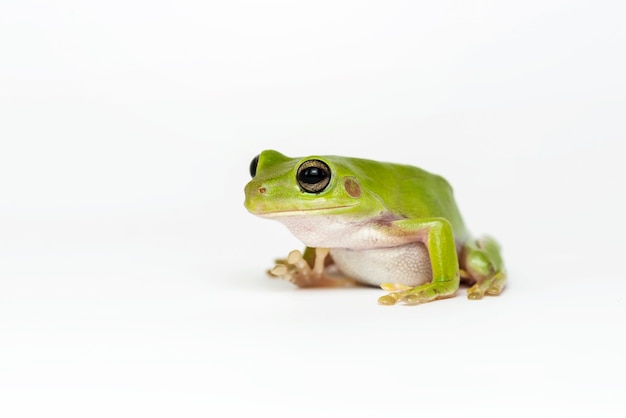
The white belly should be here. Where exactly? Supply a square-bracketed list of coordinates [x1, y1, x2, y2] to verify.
[268, 213, 433, 286]
[330, 243, 432, 287]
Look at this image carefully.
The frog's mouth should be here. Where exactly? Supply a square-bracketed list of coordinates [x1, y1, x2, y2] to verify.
[253, 204, 358, 217]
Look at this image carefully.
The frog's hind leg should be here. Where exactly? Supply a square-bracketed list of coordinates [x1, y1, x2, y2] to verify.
[460, 236, 506, 300]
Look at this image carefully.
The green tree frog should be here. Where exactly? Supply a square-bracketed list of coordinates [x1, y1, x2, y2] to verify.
[244, 150, 506, 305]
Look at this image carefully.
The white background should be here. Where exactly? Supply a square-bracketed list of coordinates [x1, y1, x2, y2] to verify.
[1, 1, 625, 417]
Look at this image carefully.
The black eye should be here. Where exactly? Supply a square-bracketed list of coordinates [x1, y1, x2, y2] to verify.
[249, 155, 259, 178]
[297, 159, 331, 193]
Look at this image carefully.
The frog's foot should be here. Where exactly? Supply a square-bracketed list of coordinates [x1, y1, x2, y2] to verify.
[461, 236, 507, 300]
[269, 248, 356, 288]
[467, 271, 506, 300]
[378, 280, 458, 306]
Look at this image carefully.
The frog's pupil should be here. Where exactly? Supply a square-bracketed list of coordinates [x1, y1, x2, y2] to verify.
[301, 167, 324, 183]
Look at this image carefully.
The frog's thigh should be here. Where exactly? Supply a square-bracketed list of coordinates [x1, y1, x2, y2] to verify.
[460, 236, 506, 300]
[330, 244, 432, 287]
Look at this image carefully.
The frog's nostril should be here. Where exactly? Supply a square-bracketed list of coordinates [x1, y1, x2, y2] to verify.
[258, 187, 266, 194]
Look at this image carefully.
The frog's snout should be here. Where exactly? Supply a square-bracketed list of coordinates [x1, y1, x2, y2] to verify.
[244, 180, 269, 214]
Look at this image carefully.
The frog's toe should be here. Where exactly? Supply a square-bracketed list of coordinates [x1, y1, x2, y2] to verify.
[377, 294, 400, 305]
[401, 286, 445, 305]
[268, 249, 313, 287]
[403, 293, 430, 305]
[467, 288, 485, 300]
[268, 263, 298, 284]
[380, 283, 412, 292]
[486, 283, 504, 296]
[379, 281, 457, 306]
[466, 272, 505, 300]
[269, 248, 354, 288]
[378, 283, 409, 305]
[467, 280, 489, 299]
[269, 264, 288, 277]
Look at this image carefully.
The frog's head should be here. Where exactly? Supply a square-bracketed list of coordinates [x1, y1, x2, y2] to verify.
[244, 150, 381, 219]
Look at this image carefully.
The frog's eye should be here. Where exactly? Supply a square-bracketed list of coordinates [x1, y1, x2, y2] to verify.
[249, 155, 259, 178]
[297, 159, 331, 193]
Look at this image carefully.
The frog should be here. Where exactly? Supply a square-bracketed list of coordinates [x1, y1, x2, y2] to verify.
[244, 150, 506, 305]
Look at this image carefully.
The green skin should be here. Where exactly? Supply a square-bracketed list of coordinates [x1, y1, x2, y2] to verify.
[244, 150, 505, 305]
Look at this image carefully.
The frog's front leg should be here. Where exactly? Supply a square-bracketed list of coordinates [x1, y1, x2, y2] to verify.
[269, 247, 356, 288]
[378, 218, 460, 306]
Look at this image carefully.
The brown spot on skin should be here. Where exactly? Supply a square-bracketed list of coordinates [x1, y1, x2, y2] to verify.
[343, 177, 361, 198]
[375, 212, 404, 226]
[258, 187, 266, 194]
